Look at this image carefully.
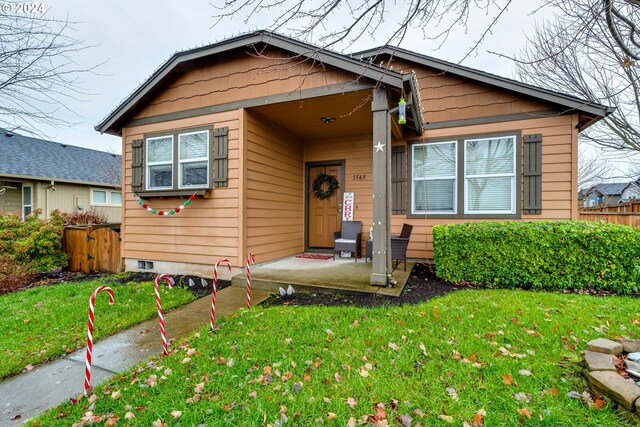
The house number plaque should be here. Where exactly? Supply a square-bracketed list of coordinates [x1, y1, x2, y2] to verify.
[352, 174, 367, 181]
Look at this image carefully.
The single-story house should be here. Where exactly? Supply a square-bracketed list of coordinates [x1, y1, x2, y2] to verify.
[95, 31, 612, 285]
[0, 129, 123, 222]
[583, 182, 628, 207]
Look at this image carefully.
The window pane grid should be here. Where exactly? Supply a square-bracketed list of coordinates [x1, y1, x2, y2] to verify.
[464, 136, 516, 214]
[178, 131, 209, 189]
[412, 141, 457, 214]
[147, 136, 174, 190]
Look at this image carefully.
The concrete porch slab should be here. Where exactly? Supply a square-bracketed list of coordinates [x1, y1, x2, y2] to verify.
[232, 255, 413, 297]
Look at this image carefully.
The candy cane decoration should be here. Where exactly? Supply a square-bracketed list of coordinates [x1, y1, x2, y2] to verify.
[211, 258, 232, 329]
[84, 286, 115, 395]
[154, 274, 174, 355]
[246, 253, 255, 309]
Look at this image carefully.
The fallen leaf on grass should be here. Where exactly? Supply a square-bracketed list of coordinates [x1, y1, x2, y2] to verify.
[446, 387, 459, 400]
[111, 390, 120, 399]
[87, 394, 98, 405]
[347, 417, 356, 427]
[124, 412, 135, 420]
[398, 413, 412, 426]
[171, 411, 182, 419]
[514, 392, 531, 403]
[517, 408, 532, 419]
[105, 415, 120, 426]
[346, 397, 357, 408]
[388, 342, 399, 351]
[518, 369, 532, 376]
[181, 357, 191, 364]
[502, 374, 516, 386]
[334, 372, 342, 382]
[249, 391, 257, 398]
[327, 412, 336, 419]
[438, 414, 454, 423]
[152, 419, 168, 427]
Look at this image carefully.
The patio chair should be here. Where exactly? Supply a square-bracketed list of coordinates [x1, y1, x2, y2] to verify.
[391, 223, 413, 271]
[333, 220, 362, 261]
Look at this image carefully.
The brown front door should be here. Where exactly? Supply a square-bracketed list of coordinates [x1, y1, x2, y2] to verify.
[308, 164, 342, 248]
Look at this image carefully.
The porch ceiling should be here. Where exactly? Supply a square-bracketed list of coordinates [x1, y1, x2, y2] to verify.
[249, 90, 373, 140]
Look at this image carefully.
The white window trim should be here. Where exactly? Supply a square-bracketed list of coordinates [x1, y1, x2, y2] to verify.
[109, 191, 122, 206]
[463, 135, 517, 215]
[90, 189, 123, 206]
[91, 189, 108, 206]
[411, 141, 458, 215]
[146, 135, 174, 190]
[178, 130, 210, 189]
[22, 184, 32, 220]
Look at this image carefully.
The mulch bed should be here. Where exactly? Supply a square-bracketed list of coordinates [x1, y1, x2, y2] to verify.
[263, 263, 476, 308]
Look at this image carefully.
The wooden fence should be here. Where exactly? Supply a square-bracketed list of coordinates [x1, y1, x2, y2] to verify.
[63, 224, 122, 274]
[578, 200, 640, 227]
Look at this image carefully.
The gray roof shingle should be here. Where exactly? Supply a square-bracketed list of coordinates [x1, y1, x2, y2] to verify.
[0, 129, 121, 186]
[594, 182, 628, 195]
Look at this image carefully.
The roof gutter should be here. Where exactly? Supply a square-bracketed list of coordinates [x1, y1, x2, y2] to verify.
[0, 173, 120, 188]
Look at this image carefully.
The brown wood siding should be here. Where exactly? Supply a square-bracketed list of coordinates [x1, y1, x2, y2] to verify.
[245, 111, 304, 262]
[122, 110, 241, 266]
[401, 114, 578, 259]
[133, 49, 356, 120]
[388, 59, 551, 123]
[305, 135, 374, 253]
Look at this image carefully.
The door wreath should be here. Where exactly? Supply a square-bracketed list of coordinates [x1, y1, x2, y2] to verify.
[312, 173, 339, 200]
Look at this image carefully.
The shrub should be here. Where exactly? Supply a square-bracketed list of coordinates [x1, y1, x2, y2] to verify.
[0, 210, 68, 273]
[0, 255, 33, 294]
[433, 221, 640, 294]
[61, 209, 108, 226]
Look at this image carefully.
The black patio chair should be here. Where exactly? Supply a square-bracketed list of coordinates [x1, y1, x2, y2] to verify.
[333, 220, 362, 261]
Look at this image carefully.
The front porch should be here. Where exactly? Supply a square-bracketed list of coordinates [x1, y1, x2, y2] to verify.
[230, 254, 414, 297]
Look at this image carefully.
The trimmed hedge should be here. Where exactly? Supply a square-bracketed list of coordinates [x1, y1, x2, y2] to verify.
[433, 221, 640, 294]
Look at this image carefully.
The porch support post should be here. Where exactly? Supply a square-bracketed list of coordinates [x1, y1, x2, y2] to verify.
[370, 87, 392, 286]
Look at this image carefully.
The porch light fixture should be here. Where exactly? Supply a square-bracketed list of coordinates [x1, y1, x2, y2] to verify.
[320, 116, 336, 124]
[398, 98, 407, 125]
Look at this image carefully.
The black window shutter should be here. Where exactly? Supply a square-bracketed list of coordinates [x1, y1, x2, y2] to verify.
[131, 139, 144, 192]
[392, 145, 407, 214]
[523, 134, 542, 214]
[213, 127, 229, 188]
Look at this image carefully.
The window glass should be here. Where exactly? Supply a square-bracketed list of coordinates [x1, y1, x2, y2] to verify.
[147, 137, 173, 163]
[179, 131, 209, 188]
[92, 190, 107, 204]
[465, 137, 514, 176]
[412, 142, 456, 214]
[179, 132, 208, 160]
[148, 165, 173, 189]
[181, 161, 208, 187]
[110, 191, 122, 205]
[465, 136, 516, 214]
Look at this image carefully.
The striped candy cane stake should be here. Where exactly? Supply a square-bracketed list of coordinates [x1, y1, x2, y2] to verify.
[246, 253, 255, 309]
[211, 258, 232, 329]
[84, 286, 115, 395]
[154, 274, 174, 355]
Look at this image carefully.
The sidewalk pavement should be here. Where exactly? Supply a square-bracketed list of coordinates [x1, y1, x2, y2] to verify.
[0, 286, 271, 426]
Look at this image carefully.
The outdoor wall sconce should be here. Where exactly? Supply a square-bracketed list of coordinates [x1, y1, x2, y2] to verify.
[398, 98, 407, 124]
[320, 117, 336, 124]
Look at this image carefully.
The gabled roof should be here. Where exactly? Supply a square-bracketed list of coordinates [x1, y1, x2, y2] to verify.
[354, 46, 615, 123]
[0, 129, 121, 186]
[592, 182, 628, 196]
[96, 31, 422, 135]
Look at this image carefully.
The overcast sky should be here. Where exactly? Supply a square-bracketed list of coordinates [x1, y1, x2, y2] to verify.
[34, 1, 554, 154]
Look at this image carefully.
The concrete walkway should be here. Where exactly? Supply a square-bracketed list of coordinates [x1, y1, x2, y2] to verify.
[0, 287, 271, 426]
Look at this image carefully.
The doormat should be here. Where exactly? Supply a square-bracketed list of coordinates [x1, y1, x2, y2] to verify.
[296, 254, 333, 260]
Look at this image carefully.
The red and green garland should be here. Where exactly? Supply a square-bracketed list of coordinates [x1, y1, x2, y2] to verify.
[134, 194, 197, 216]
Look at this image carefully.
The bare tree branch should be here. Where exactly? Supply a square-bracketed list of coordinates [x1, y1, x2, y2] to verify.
[0, 2, 100, 137]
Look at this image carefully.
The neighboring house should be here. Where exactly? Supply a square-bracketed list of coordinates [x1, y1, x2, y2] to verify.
[621, 180, 640, 201]
[95, 31, 612, 284]
[583, 183, 628, 207]
[0, 130, 123, 222]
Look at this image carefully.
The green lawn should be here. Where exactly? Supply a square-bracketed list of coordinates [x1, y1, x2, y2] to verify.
[31, 289, 639, 426]
[0, 278, 194, 379]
